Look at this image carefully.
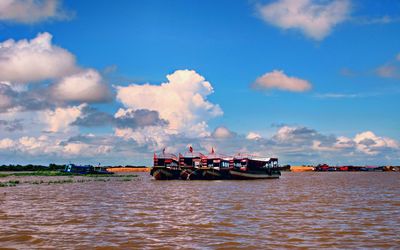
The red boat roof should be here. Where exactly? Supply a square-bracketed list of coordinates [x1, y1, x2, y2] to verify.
[155, 152, 178, 161]
[202, 153, 232, 160]
[180, 152, 202, 158]
[234, 154, 278, 162]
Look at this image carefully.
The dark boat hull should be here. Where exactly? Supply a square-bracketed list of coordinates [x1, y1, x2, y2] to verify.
[150, 167, 181, 180]
[230, 170, 280, 180]
[189, 168, 230, 180]
[180, 168, 195, 180]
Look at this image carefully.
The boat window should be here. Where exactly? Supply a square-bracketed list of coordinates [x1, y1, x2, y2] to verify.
[221, 161, 229, 168]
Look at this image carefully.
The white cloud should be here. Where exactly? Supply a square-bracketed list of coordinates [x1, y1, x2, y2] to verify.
[116, 69, 223, 136]
[257, 0, 350, 40]
[63, 142, 90, 155]
[0, 134, 112, 157]
[253, 70, 311, 92]
[41, 104, 85, 133]
[115, 126, 170, 150]
[63, 142, 113, 157]
[334, 136, 354, 149]
[354, 131, 398, 155]
[212, 126, 235, 139]
[246, 132, 262, 140]
[0, 32, 77, 83]
[0, 0, 68, 24]
[51, 69, 112, 103]
[0, 138, 14, 149]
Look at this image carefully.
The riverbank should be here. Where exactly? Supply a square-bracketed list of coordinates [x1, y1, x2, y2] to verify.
[0, 171, 137, 187]
[287, 165, 400, 172]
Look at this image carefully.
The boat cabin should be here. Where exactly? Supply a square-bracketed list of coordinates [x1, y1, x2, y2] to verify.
[153, 153, 179, 169]
[179, 153, 201, 169]
[201, 154, 233, 169]
[64, 164, 93, 174]
[233, 156, 279, 171]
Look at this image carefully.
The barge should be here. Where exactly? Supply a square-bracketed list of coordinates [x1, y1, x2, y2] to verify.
[150, 151, 180, 180]
[230, 155, 281, 180]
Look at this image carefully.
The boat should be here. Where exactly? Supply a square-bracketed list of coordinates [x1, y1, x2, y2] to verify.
[179, 147, 202, 180]
[150, 151, 181, 180]
[230, 155, 281, 180]
[189, 149, 232, 180]
[63, 163, 113, 175]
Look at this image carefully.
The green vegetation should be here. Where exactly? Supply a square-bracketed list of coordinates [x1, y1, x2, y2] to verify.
[47, 179, 74, 185]
[120, 178, 132, 181]
[0, 164, 147, 172]
[0, 180, 20, 187]
[0, 164, 66, 172]
[0, 171, 137, 178]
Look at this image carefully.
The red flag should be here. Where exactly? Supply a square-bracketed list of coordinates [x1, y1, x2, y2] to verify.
[189, 146, 193, 153]
[211, 147, 215, 154]
[153, 152, 157, 160]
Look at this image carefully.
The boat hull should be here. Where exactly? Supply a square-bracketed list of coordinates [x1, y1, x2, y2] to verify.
[230, 170, 280, 180]
[180, 168, 194, 180]
[189, 168, 230, 180]
[150, 167, 181, 180]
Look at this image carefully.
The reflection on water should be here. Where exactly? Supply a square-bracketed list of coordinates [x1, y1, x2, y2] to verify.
[0, 173, 399, 249]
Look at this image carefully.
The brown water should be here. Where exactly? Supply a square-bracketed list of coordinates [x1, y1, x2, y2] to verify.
[0, 172, 399, 249]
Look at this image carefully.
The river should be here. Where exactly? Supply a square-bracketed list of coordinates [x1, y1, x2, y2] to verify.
[0, 172, 399, 249]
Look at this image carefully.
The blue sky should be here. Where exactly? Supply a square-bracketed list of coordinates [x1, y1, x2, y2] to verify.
[0, 0, 399, 165]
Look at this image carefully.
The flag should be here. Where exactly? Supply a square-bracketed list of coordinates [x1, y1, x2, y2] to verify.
[211, 147, 214, 154]
[189, 146, 193, 153]
[162, 148, 165, 155]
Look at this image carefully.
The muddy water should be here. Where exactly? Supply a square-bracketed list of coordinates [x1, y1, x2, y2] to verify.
[0, 172, 399, 249]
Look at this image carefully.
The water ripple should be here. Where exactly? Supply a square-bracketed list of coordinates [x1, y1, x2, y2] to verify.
[0, 172, 399, 249]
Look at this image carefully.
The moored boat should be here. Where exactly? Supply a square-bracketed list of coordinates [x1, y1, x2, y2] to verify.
[230, 155, 281, 180]
[189, 150, 232, 180]
[150, 151, 180, 180]
[63, 163, 114, 175]
[179, 147, 201, 180]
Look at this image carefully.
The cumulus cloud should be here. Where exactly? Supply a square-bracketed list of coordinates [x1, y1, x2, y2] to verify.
[0, 135, 114, 160]
[41, 104, 84, 133]
[0, 0, 70, 24]
[71, 106, 167, 129]
[0, 138, 15, 149]
[0, 32, 77, 83]
[0, 82, 58, 113]
[246, 132, 262, 140]
[257, 0, 350, 40]
[0, 121, 399, 165]
[334, 136, 354, 149]
[116, 69, 223, 136]
[252, 70, 312, 92]
[212, 126, 236, 139]
[354, 131, 398, 155]
[51, 69, 112, 103]
[274, 125, 323, 143]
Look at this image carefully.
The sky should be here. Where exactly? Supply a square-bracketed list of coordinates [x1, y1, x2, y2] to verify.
[0, 0, 399, 166]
